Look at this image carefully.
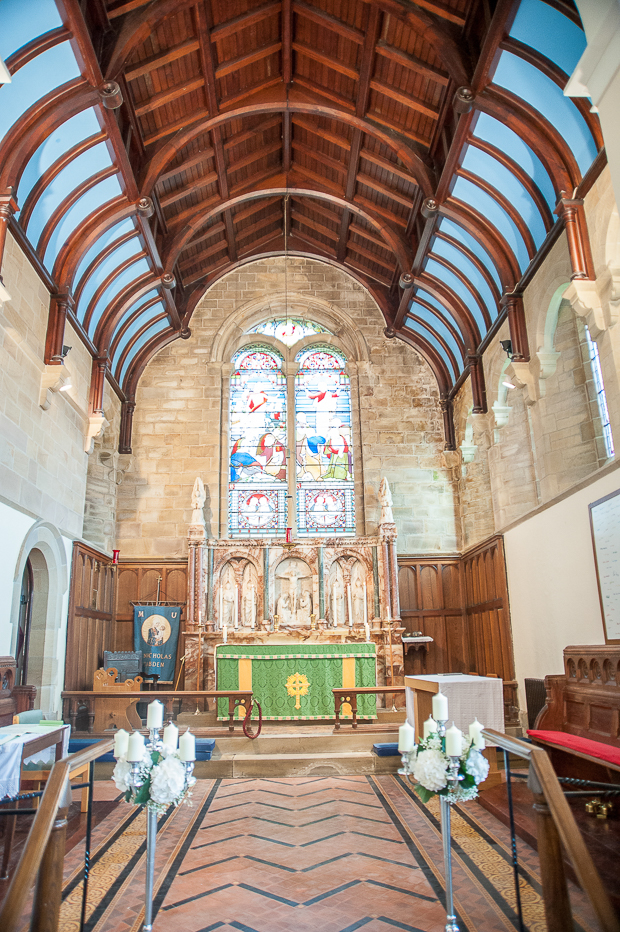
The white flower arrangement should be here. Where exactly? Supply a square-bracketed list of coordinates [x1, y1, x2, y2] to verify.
[407, 733, 489, 804]
[112, 745, 196, 813]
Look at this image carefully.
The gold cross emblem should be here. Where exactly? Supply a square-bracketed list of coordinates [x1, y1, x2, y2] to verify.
[286, 672, 310, 710]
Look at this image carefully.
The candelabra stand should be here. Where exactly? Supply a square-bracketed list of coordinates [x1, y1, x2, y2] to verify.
[126, 730, 195, 932]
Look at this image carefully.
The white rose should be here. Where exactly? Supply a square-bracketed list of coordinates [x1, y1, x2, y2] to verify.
[465, 749, 490, 784]
[112, 759, 132, 793]
[149, 756, 186, 805]
[413, 748, 448, 792]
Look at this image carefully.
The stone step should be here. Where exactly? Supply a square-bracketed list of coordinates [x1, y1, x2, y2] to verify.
[211, 730, 399, 756]
[194, 749, 401, 778]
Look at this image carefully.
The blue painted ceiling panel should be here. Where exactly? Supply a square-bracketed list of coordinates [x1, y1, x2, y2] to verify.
[452, 176, 530, 271]
[405, 314, 461, 381]
[27, 142, 114, 244]
[44, 174, 123, 270]
[86, 257, 152, 337]
[510, 0, 587, 77]
[112, 302, 166, 365]
[17, 109, 102, 209]
[407, 300, 465, 367]
[73, 218, 137, 287]
[431, 238, 498, 318]
[77, 236, 143, 317]
[472, 113, 557, 210]
[0, 43, 81, 144]
[436, 217, 502, 291]
[461, 146, 547, 247]
[493, 51, 598, 176]
[0, 0, 63, 60]
[119, 320, 169, 387]
[425, 256, 487, 335]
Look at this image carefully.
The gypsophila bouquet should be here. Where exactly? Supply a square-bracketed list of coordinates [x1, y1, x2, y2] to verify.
[112, 745, 196, 813]
[409, 732, 489, 804]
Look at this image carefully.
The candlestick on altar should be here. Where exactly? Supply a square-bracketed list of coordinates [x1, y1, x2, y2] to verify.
[286, 527, 292, 543]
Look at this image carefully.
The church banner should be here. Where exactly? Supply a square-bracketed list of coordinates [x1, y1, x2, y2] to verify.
[133, 606, 181, 683]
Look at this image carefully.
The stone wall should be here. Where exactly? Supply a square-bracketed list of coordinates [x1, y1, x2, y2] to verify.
[116, 257, 459, 557]
[82, 383, 125, 552]
[0, 231, 91, 536]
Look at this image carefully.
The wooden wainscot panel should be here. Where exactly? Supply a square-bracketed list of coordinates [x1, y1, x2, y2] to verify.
[65, 543, 116, 691]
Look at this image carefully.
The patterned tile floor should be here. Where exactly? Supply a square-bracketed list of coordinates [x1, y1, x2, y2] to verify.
[51, 776, 599, 932]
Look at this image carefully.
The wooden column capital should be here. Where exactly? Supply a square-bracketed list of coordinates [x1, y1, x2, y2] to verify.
[467, 353, 487, 413]
[555, 195, 595, 281]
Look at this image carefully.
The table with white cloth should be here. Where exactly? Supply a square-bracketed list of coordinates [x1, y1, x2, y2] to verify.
[405, 674, 504, 787]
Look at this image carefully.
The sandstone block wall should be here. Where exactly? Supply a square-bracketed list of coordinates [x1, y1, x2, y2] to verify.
[116, 257, 459, 557]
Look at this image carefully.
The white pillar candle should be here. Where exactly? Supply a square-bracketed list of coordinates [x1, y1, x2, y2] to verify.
[469, 717, 485, 750]
[445, 722, 462, 757]
[398, 720, 415, 753]
[179, 729, 196, 762]
[423, 716, 437, 739]
[114, 728, 129, 758]
[222, 623, 227, 644]
[234, 585, 239, 628]
[347, 584, 353, 627]
[364, 620, 370, 642]
[432, 690, 448, 721]
[163, 722, 179, 751]
[127, 731, 145, 762]
[363, 581, 368, 625]
[146, 699, 164, 729]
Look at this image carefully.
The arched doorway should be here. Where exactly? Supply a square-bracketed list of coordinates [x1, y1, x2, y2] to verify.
[16, 558, 33, 686]
[25, 549, 50, 700]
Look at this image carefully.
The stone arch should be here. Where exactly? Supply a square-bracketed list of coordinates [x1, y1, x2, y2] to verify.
[10, 521, 68, 713]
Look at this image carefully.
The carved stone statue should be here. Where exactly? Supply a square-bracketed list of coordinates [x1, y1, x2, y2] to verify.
[352, 573, 365, 626]
[276, 590, 293, 625]
[379, 477, 393, 524]
[243, 578, 257, 628]
[297, 589, 313, 624]
[221, 577, 236, 628]
[190, 477, 206, 526]
[331, 574, 344, 626]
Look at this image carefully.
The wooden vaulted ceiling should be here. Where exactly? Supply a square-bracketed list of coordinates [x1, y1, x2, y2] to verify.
[0, 0, 603, 449]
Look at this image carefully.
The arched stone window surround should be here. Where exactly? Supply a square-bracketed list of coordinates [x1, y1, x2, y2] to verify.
[10, 521, 69, 713]
[213, 295, 369, 539]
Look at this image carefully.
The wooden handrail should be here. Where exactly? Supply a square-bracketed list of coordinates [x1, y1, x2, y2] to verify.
[483, 728, 620, 932]
[0, 738, 114, 932]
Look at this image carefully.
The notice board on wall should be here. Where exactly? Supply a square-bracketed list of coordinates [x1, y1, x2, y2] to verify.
[589, 488, 620, 643]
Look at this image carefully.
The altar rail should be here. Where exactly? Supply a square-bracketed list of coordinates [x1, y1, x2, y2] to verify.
[333, 686, 405, 729]
[0, 737, 115, 932]
[483, 728, 620, 932]
[61, 690, 253, 733]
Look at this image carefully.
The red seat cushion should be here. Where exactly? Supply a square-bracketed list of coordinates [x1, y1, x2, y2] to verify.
[528, 729, 620, 767]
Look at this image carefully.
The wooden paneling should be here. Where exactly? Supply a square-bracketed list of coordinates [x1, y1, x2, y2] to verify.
[64, 543, 116, 691]
[114, 561, 188, 682]
[398, 535, 519, 724]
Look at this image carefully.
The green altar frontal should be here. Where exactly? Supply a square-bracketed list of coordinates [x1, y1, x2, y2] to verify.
[215, 643, 377, 721]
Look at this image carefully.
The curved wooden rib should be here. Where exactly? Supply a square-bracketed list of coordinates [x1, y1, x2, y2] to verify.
[82, 250, 149, 335]
[478, 85, 578, 193]
[467, 136, 554, 231]
[113, 310, 168, 383]
[73, 229, 140, 311]
[109, 295, 163, 363]
[164, 188, 412, 275]
[5, 27, 69, 75]
[440, 197, 521, 288]
[395, 326, 453, 397]
[94, 273, 159, 350]
[122, 328, 180, 400]
[20, 131, 107, 232]
[404, 311, 462, 380]
[140, 91, 434, 196]
[427, 250, 493, 330]
[434, 229, 502, 308]
[35, 166, 118, 262]
[456, 167, 537, 260]
[0, 79, 99, 192]
[105, 0, 196, 80]
[414, 294, 467, 360]
[414, 271, 481, 351]
[53, 196, 135, 289]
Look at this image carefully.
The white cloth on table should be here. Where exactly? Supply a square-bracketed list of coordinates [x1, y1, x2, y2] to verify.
[0, 726, 70, 798]
[406, 674, 504, 743]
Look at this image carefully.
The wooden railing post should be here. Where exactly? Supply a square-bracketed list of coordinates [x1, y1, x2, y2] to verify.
[30, 784, 71, 932]
[528, 755, 575, 932]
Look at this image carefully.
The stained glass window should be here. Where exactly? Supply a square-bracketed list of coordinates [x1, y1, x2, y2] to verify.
[294, 346, 355, 536]
[229, 345, 288, 537]
[249, 318, 332, 346]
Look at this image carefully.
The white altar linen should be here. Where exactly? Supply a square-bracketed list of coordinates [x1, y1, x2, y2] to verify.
[406, 674, 504, 743]
[0, 725, 69, 799]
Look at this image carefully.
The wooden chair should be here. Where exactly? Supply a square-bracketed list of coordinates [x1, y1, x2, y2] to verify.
[21, 760, 90, 812]
[92, 667, 144, 733]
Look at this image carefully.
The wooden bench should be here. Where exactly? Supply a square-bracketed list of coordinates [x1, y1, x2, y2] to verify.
[333, 686, 405, 729]
[530, 644, 620, 784]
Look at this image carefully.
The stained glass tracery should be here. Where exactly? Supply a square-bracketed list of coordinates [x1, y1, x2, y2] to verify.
[229, 346, 287, 537]
[249, 318, 332, 346]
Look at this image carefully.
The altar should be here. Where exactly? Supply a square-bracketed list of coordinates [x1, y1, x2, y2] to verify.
[215, 642, 377, 720]
[181, 477, 405, 716]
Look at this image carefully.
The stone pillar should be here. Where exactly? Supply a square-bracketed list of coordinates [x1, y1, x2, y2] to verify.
[263, 546, 270, 622]
[372, 546, 380, 618]
[318, 545, 325, 619]
[207, 545, 214, 623]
